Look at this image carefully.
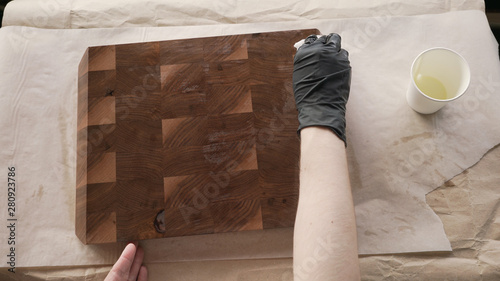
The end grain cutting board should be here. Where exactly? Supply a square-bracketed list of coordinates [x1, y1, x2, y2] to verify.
[76, 29, 319, 244]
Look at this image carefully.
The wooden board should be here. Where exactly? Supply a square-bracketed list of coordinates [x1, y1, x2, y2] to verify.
[76, 29, 319, 244]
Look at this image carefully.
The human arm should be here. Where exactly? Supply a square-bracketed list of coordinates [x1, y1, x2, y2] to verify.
[293, 126, 360, 281]
[292, 34, 360, 281]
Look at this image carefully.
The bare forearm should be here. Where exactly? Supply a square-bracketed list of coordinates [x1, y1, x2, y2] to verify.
[293, 126, 360, 281]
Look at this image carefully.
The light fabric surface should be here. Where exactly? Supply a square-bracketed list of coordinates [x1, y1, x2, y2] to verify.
[1, 0, 499, 272]
[3, 0, 484, 29]
[0, 146, 499, 279]
[0, 9, 499, 268]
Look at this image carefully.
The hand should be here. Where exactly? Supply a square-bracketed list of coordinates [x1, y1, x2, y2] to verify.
[104, 243, 148, 281]
[293, 33, 351, 144]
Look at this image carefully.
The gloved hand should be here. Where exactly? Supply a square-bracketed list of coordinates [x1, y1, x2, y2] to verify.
[293, 33, 351, 145]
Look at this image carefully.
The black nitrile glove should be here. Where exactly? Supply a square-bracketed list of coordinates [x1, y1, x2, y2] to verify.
[293, 33, 351, 145]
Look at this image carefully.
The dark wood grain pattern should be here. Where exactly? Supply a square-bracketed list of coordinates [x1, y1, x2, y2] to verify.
[76, 29, 319, 244]
[88, 70, 116, 99]
[88, 46, 116, 71]
[116, 42, 160, 67]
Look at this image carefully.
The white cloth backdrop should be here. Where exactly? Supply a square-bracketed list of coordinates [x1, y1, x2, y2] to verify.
[2, 0, 484, 29]
[0, 0, 499, 267]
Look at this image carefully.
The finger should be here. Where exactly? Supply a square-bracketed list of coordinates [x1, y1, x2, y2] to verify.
[317, 34, 327, 44]
[325, 33, 341, 52]
[339, 49, 350, 62]
[138, 265, 148, 281]
[128, 246, 145, 281]
[304, 34, 318, 45]
[109, 243, 137, 279]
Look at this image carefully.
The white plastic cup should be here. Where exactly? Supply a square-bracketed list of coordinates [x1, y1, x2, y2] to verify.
[406, 48, 470, 114]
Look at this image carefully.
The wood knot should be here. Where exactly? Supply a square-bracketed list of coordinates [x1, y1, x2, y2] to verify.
[154, 209, 166, 233]
[105, 88, 114, 97]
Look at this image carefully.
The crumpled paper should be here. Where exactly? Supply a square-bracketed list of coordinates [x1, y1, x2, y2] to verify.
[2, 0, 484, 29]
[1, 142, 500, 280]
[0, 9, 499, 268]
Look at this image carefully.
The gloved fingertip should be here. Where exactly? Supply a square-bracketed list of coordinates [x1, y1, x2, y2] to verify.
[326, 33, 342, 51]
[304, 34, 318, 45]
[317, 35, 327, 44]
[336, 48, 349, 59]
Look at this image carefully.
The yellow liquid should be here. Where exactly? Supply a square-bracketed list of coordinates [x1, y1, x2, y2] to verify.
[414, 75, 448, 100]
